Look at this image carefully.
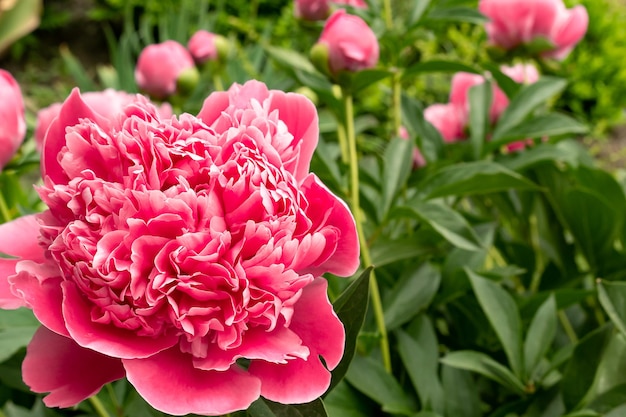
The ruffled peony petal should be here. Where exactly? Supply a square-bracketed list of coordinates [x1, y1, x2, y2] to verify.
[0, 215, 44, 309]
[196, 91, 230, 126]
[23, 326, 125, 408]
[300, 175, 359, 277]
[269, 91, 318, 181]
[62, 282, 178, 359]
[123, 348, 261, 416]
[42, 89, 106, 184]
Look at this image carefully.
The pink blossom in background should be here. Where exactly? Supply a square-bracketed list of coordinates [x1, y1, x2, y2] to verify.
[423, 103, 466, 143]
[135, 40, 196, 99]
[500, 63, 540, 84]
[187, 30, 219, 64]
[450, 72, 509, 124]
[398, 126, 426, 168]
[294, 0, 331, 20]
[0, 69, 26, 170]
[34, 89, 173, 151]
[316, 10, 379, 75]
[479, 0, 588, 60]
[0, 80, 359, 416]
[333, 0, 368, 8]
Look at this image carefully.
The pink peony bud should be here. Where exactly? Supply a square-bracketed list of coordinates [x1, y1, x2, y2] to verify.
[479, 0, 588, 60]
[0, 70, 26, 170]
[294, 0, 331, 20]
[135, 40, 196, 99]
[187, 30, 228, 65]
[424, 103, 466, 143]
[315, 10, 379, 75]
[34, 89, 173, 152]
[333, 0, 368, 8]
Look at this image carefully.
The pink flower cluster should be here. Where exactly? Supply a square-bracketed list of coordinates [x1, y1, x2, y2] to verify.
[0, 70, 26, 170]
[1, 80, 359, 415]
[479, 0, 588, 60]
[425, 64, 539, 150]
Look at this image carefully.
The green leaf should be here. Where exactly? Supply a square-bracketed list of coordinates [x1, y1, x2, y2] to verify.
[345, 355, 416, 415]
[489, 113, 587, 149]
[468, 81, 492, 159]
[524, 294, 557, 378]
[381, 137, 414, 219]
[397, 325, 444, 413]
[440, 351, 526, 394]
[418, 161, 539, 199]
[597, 280, 626, 336]
[467, 269, 524, 379]
[60, 44, 97, 91]
[264, 45, 319, 75]
[401, 94, 444, 162]
[0, 309, 39, 363]
[384, 263, 441, 330]
[408, 0, 432, 26]
[324, 381, 374, 417]
[403, 60, 480, 80]
[441, 366, 481, 417]
[351, 69, 393, 93]
[399, 200, 483, 251]
[492, 77, 568, 141]
[328, 268, 371, 392]
[370, 235, 434, 267]
[561, 324, 613, 411]
[482, 63, 521, 98]
[248, 398, 328, 417]
[0, 0, 42, 53]
[426, 6, 488, 24]
[503, 140, 592, 172]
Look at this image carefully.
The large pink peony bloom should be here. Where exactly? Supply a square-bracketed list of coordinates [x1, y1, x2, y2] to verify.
[34, 89, 173, 152]
[0, 80, 359, 416]
[479, 0, 588, 60]
[0, 69, 26, 170]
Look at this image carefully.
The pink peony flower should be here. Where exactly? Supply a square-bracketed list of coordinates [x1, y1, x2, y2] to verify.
[294, 0, 331, 20]
[34, 89, 173, 152]
[0, 69, 26, 170]
[135, 40, 196, 99]
[333, 0, 368, 8]
[316, 10, 379, 75]
[0, 80, 359, 415]
[187, 30, 226, 65]
[398, 126, 426, 169]
[450, 72, 509, 124]
[479, 0, 588, 60]
[423, 103, 466, 143]
[500, 63, 540, 84]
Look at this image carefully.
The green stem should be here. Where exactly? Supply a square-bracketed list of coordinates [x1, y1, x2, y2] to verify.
[558, 310, 578, 344]
[392, 71, 402, 135]
[382, 0, 393, 29]
[89, 395, 112, 417]
[213, 74, 225, 91]
[343, 91, 392, 373]
[105, 384, 122, 417]
[0, 189, 12, 222]
[529, 214, 545, 294]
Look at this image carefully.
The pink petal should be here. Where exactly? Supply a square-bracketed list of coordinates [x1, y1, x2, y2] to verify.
[450, 72, 483, 112]
[123, 348, 261, 416]
[547, 5, 588, 59]
[300, 175, 359, 277]
[197, 91, 231, 126]
[0, 215, 44, 309]
[23, 326, 125, 408]
[269, 91, 319, 181]
[42, 89, 105, 184]
[62, 281, 178, 359]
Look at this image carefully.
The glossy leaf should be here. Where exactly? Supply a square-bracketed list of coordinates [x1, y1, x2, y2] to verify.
[328, 268, 372, 392]
[0, 309, 39, 363]
[467, 269, 524, 379]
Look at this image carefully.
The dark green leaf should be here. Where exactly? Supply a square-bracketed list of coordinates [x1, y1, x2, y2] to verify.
[561, 324, 613, 411]
[401, 94, 444, 162]
[524, 294, 557, 378]
[468, 81, 492, 159]
[418, 161, 539, 199]
[426, 6, 488, 24]
[467, 269, 524, 379]
[248, 398, 328, 417]
[328, 268, 371, 392]
[440, 351, 526, 394]
[346, 355, 416, 415]
[351, 69, 393, 93]
[0, 309, 39, 363]
[370, 235, 434, 267]
[441, 366, 481, 417]
[398, 199, 483, 251]
[264, 45, 318, 75]
[403, 60, 480, 80]
[489, 114, 587, 149]
[492, 77, 568, 141]
[597, 280, 626, 336]
[384, 263, 441, 330]
[503, 141, 592, 172]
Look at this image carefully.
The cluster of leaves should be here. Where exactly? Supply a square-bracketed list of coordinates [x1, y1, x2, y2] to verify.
[3, 0, 626, 417]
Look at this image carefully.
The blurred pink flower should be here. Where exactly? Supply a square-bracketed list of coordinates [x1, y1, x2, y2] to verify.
[316, 10, 379, 75]
[187, 30, 221, 64]
[398, 126, 426, 168]
[34, 89, 173, 152]
[0, 70, 26, 170]
[294, 0, 331, 20]
[135, 40, 196, 99]
[450, 72, 509, 124]
[501, 63, 540, 84]
[479, 0, 588, 60]
[333, 0, 368, 8]
[0, 80, 359, 415]
[423, 103, 466, 143]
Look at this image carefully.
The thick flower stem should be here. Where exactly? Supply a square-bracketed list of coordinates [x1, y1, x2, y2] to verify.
[89, 395, 112, 417]
[343, 91, 392, 373]
[382, 0, 393, 30]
